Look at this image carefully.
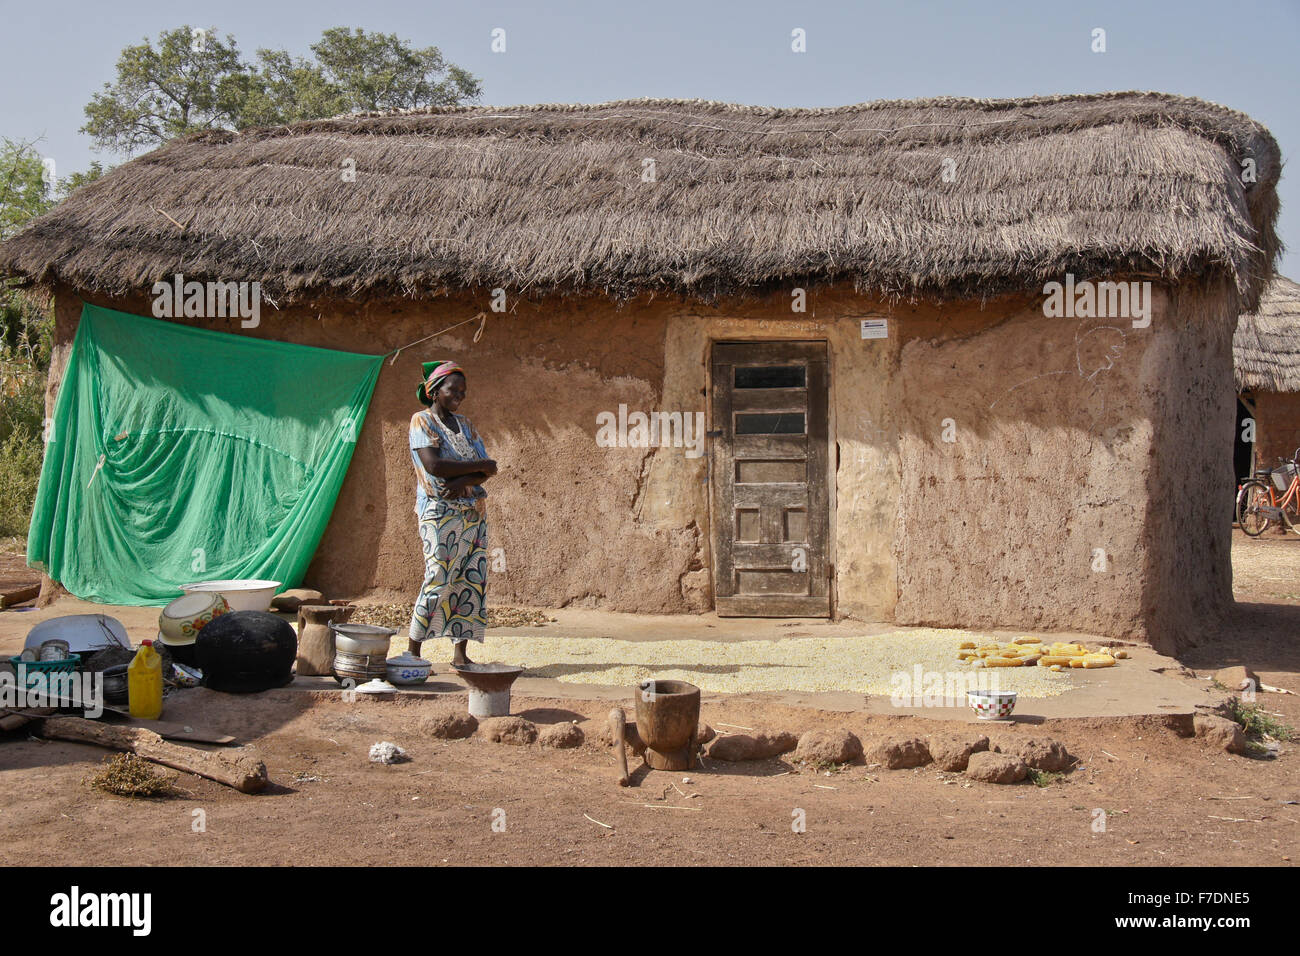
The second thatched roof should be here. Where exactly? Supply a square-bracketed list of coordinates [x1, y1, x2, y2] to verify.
[1235, 276, 1300, 392]
[0, 91, 1282, 306]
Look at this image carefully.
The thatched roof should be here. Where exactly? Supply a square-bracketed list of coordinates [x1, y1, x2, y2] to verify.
[0, 91, 1282, 306]
[1235, 276, 1300, 392]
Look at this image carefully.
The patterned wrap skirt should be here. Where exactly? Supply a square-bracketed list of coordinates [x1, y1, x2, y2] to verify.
[409, 499, 488, 644]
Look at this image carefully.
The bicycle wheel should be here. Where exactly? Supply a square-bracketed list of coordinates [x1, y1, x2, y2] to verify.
[1237, 480, 1273, 536]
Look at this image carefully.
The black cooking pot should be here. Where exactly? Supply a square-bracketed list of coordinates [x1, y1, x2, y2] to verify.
[194, 611, 296, 693]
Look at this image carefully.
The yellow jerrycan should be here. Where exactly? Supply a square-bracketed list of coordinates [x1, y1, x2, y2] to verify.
[127, 639, 164, 720]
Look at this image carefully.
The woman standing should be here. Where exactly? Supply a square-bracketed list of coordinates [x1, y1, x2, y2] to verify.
[408, 360, 497, 668]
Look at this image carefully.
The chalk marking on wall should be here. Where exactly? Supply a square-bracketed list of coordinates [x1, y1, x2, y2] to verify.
[988, 322, 1127, 411]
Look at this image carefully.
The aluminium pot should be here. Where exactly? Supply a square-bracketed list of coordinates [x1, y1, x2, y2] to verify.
[329, 622, 395, 684]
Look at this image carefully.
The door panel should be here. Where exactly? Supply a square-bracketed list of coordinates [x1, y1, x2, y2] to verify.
[711, 341, 830, 617]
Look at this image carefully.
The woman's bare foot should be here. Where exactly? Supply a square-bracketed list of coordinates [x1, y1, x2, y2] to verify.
[407, 638, 422, 657]
[452, 640, 474, 668]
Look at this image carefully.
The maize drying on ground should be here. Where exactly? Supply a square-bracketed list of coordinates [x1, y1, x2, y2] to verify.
[962, 639, 1126, 672]
[386, 628, 1083, 697]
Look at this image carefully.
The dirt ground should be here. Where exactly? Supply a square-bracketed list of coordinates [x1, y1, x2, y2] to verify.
[0, 530, 1297, 867]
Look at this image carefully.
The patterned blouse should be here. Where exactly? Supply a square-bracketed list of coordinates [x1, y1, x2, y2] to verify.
[409, 409, 488, 516]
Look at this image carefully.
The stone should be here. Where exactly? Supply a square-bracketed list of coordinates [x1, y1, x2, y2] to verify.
[707, 730, 799, 762]
[368, 741, 408, 764]
[1008, 738, 1073, 772]
[478, 716, 538, 745]
[1214, 665, 1261, 695]
[965, 752, 1028, 784]
[419, 712, 478, 740]
[794, 728, 864, 765]
[1194, 714, 1247, 754]
[271, 588, 324, 612]
[539, 722, 584, 749]
[863, 735, 931, 770]
[929, 735, 989, 772]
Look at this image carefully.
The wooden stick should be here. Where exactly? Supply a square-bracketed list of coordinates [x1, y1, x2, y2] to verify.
[36, 715, 267, 793]
[583, 813, 613, 829]
[610, 708, 630, 787]
[0, 707, 55, 732]
[0, 584, 40, 608]
[153, 207, 188, 232]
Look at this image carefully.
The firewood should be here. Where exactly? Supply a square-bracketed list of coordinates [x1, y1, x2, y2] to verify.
[0, 707, 55, 732]
[0, 584, 40, 608]
[36, 716, 267, 793]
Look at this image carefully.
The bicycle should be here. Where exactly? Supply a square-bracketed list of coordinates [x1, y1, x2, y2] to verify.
[1236, 447, 1300, 536]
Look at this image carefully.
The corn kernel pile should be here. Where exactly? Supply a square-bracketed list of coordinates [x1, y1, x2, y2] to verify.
[957, 637, 1129, 672]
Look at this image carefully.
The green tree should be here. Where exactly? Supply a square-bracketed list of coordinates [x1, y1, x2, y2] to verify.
[82, 25, 482, 152]
[81, 26, 249, 154]
[0, 139, 55, 540]
[310, 27, 481, 113]
[0, 139, 55, 362]
[81, 26, 250, 154]
[0, 138, 54, 242]
[238, 49, 346, 127]
[58, 162, 108, 195]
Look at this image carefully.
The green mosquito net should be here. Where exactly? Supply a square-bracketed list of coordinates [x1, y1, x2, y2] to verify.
[27, 304, 383, 605]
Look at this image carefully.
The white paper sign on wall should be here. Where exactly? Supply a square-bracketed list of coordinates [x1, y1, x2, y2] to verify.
[860, 318, 889, 340]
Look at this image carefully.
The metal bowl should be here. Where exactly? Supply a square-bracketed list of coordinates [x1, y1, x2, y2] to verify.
[178, 580, 281, 613]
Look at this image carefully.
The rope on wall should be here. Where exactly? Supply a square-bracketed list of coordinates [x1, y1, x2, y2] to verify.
[385, 312, 487, 365]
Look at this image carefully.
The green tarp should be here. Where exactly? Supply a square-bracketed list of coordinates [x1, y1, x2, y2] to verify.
[27, 304, 383, 605]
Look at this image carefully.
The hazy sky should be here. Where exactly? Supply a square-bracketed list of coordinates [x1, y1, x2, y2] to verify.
[2, 0, 1297, 276]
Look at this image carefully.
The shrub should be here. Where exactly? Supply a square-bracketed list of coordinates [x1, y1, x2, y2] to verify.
[0, 423, 42, 540]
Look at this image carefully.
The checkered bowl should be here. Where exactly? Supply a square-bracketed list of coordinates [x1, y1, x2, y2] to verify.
[967, 689, 1017, 720]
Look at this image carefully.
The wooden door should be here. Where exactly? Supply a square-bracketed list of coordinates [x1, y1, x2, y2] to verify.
[710, 341, 830, 616]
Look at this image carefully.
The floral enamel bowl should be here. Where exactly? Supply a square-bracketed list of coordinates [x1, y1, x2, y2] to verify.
[386, 653, 432, 685]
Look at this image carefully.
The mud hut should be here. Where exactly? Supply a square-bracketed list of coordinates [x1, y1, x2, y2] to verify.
[0, 92, 1282, 653]
[1234, 277, 1300, 476]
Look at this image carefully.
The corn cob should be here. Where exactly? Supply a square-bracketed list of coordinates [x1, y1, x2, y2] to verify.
[1013, 636, 1042, 645]
[959, 641, 977, 650]
[1052, 643, 1087, 655]
[1081, 654, 1115, 668]
[983, 657, 1024, 667]
[1039, 655, 1078, 666]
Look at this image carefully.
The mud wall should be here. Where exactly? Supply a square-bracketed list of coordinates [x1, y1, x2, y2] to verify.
[1252, 391, 1300, 466]
[892, 293, 1156, 638]
[46, 281, 1238, 648]
[51, 287, 703, 611]
[1141, 283, 1237, 653]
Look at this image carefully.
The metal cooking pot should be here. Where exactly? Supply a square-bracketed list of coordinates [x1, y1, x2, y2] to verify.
[328, 622, 395, 657]
[329, 622, 395, 684]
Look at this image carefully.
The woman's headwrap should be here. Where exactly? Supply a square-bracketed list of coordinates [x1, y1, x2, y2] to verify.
[418, 360, 465, 405]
